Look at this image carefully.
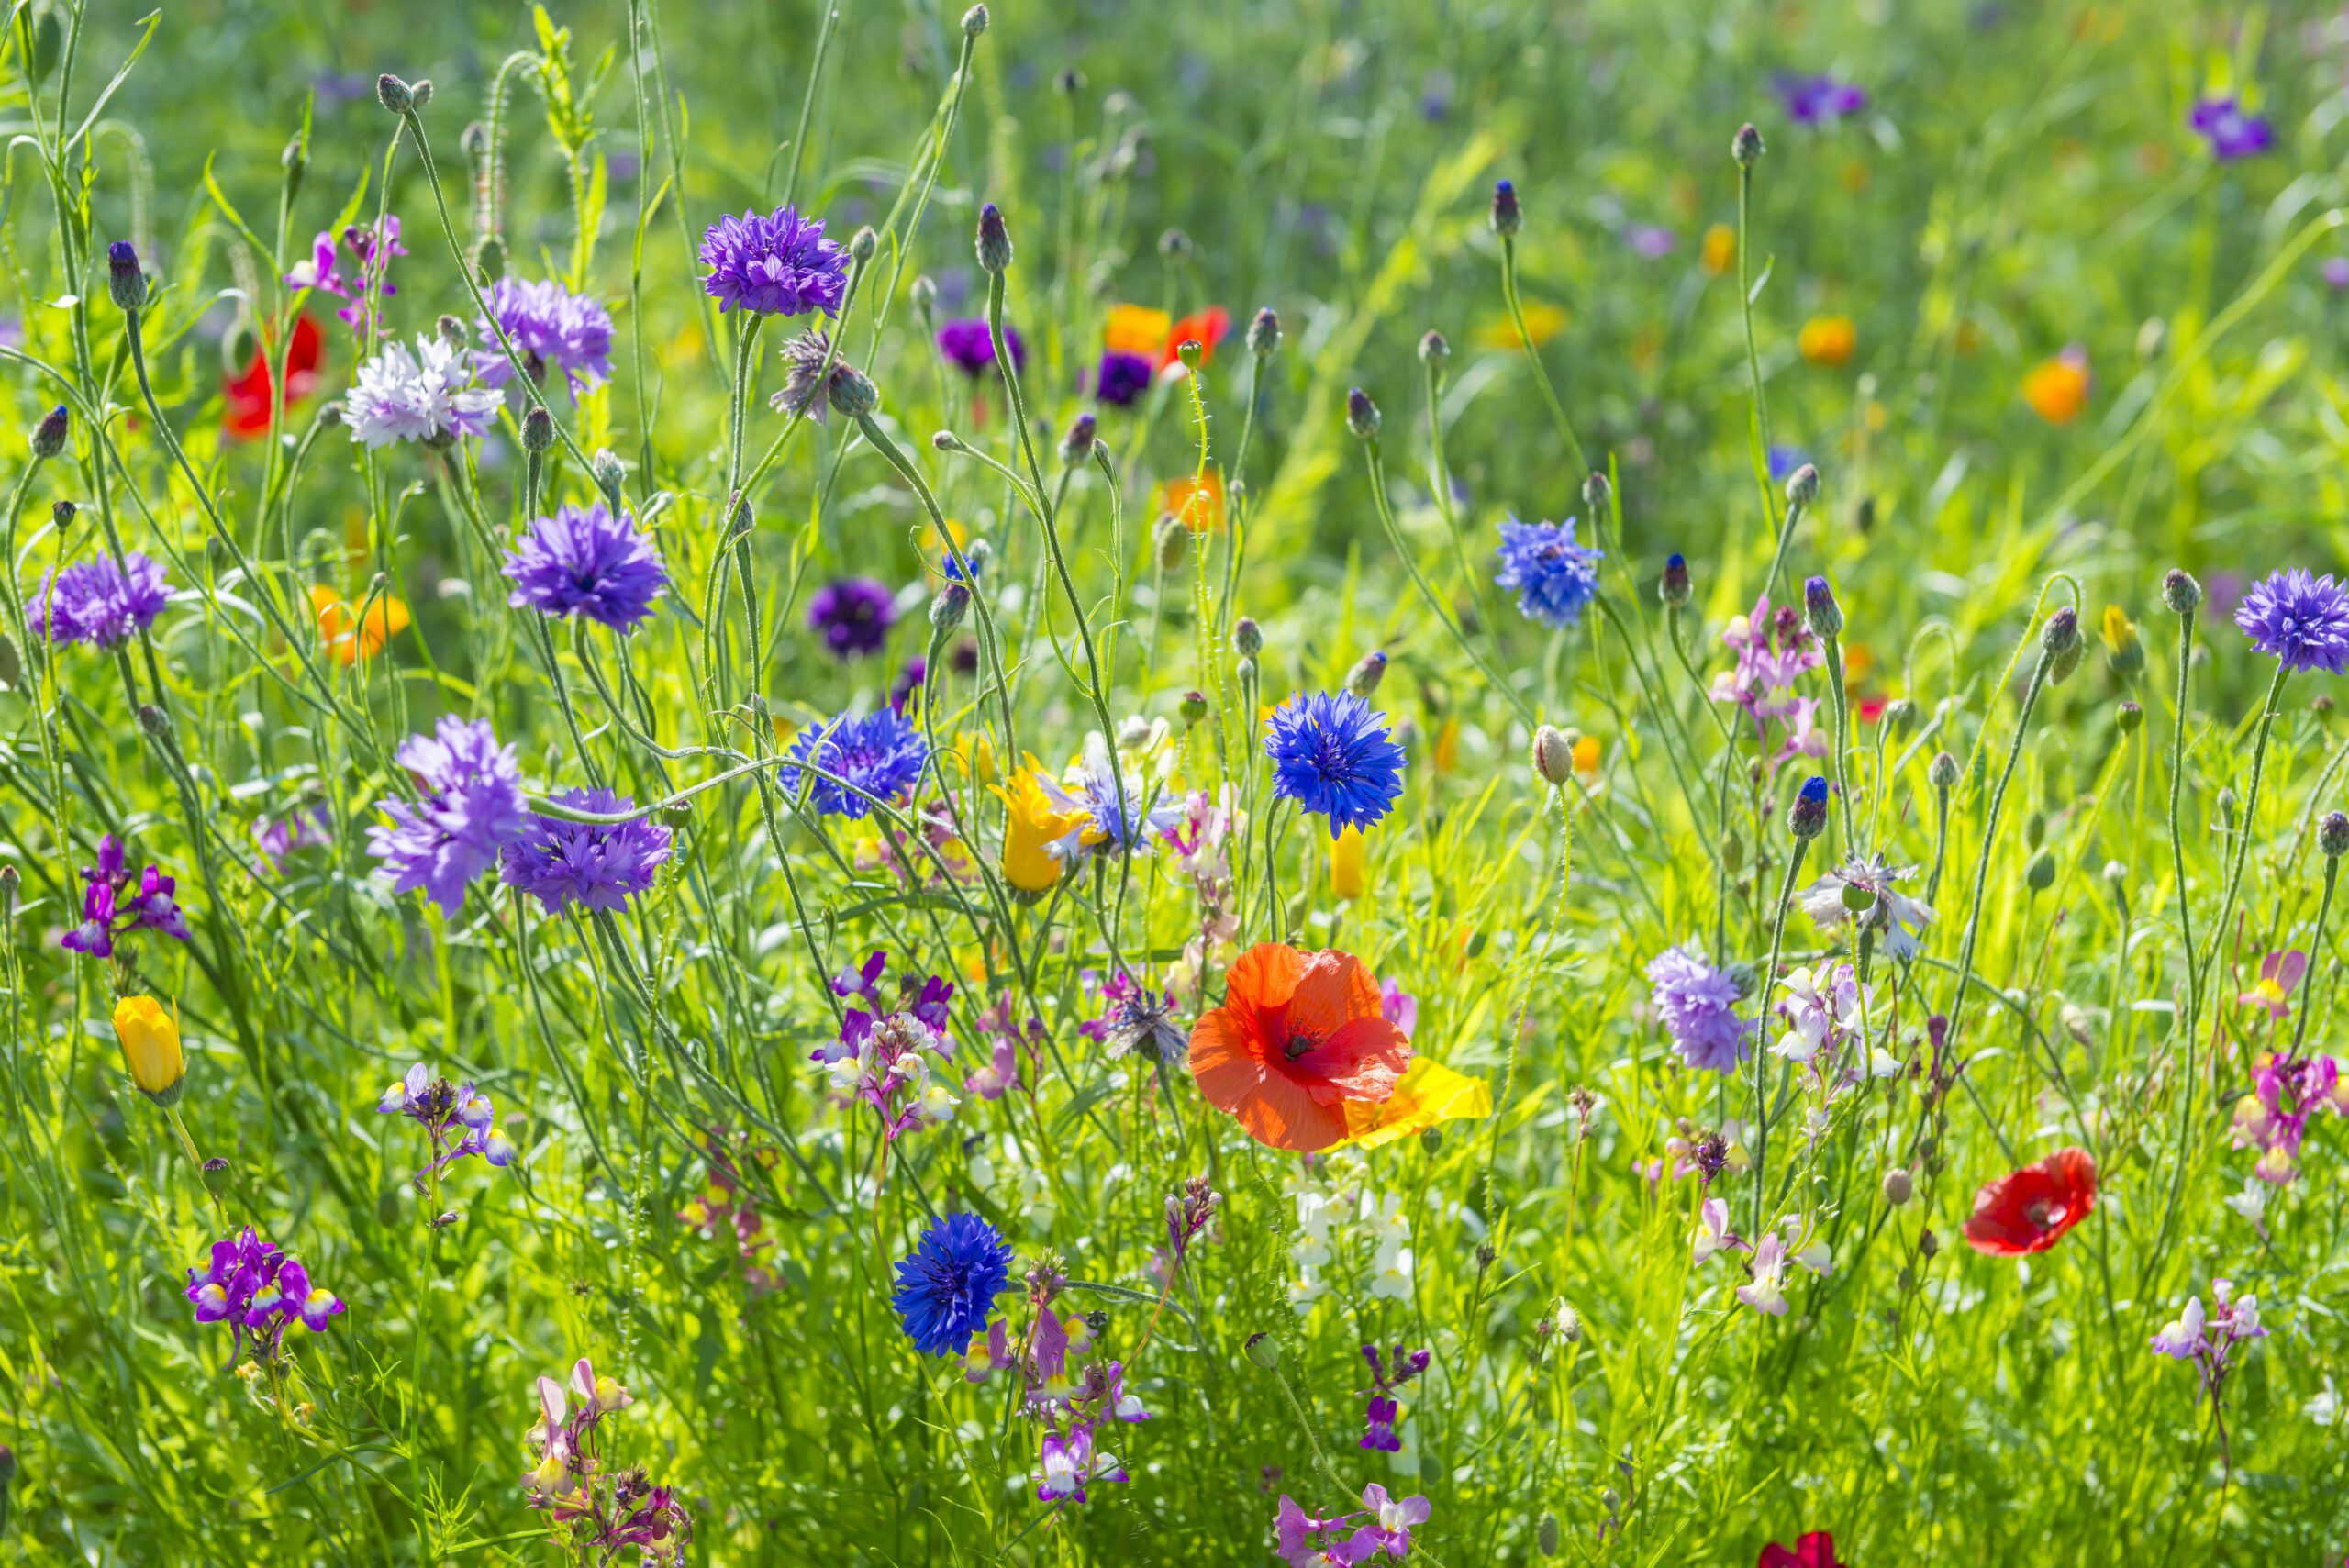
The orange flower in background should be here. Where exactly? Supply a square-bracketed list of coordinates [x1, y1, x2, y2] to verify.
[1160, 306, 1231, 372]
[1161, 469, 1225, 532]
[2021, 349, 2091, 426]
[1798, 316, 1856, 367]
[1475, 301, 1567, 350]
[224, 314, 324, 440]
[308, 583, 410, 664]
[1104, 304, 1173, 356]
[1699, 223, 1736, 276]
[1189, 942, 1413, 1151]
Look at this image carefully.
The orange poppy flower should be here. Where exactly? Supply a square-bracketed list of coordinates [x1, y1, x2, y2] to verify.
[1159, 306, 1231, 372]
[1189, 942, 1413, 1151]
[1160, 469, 1225, 533]
[308, 583, 411, 664]
[1104, 304, 1173, 357]
[225, 314, 324, 440]
[2021, 350, 2091, 426]
[1798, 316, 1856, 367]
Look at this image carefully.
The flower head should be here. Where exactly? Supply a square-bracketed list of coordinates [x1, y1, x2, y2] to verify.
[308, 583, 411, 663]
[375, 1061, 516, 1181]
[31, 552, 171, 648]
[1189, 943, 1413, 1151]
[59, 834, 192, 959]
[996, 768, 1086, 895]
[114, 995, 184, 1106]
[1758, 1532, 1847, 1568]
[2234, 569, 2349, 673]
[699, 206, 848, 317]
[937, 317, 1022, 376]
[781, 707, 927, 819]
[1264, 691, 1408, 838]
[807, 577, 897, 659]
[185, 1227, 342, 1363]
[1033, 734, 1185, 858]
[1797, 855, 1937, 961]
[345, 335, 501, 448]
[1646, 944, 1757, 1073]
[1961, 1146, 2096, 1255]
[500, 788, 673, 913]
[1341, 1056, 1489, 1149]
[2189, 95, 2276, 161]
[2238, 950, 2307, 1022]
[892, 1212, 1014, 1356]
[284, 218, 406, 333]
[1094, 349, 1154, 407]
[364, 717, 528, 915]
[2021, 348, 2091, 425]
[503, 502, 667, 632]
[1775, 73, 1866, 126]
[224, 313, 325, 439]
[476, 275, 615, 394]
[1494, 516, 1603, 628]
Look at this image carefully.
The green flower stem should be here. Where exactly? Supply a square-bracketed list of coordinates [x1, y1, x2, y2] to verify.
[1750, 833, 1812, 1237]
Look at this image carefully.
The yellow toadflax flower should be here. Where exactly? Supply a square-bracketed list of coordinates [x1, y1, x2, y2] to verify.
[114, 995, 184, 1107]
[1330, 825, 1367, 900]
[994, 766, 1085, 896]
[1798, 315, 1856, 367]
[1341, 1057, 1493, 1149]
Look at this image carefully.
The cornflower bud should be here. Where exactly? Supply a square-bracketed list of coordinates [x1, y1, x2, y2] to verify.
[1786, 462, 1820, 506]
[850, 225, 877, 264]
[2116, 699, 2143, 735]
[1582, 470, 1611, 518]
[1346, 650, 1387, 697]
[376, 72, 416, 115]
[1490, 179, 1522, 237]
[1661, 552, 1691, 608]
[1158, 228, 1192, 260]
[974, 202, 1012, 273]
[521, 406, 555, 454]
[1059, 412, 1097, 466]
[1929, 750, 1960, 789]
[1419, 330, 1449, 367]
[962, 3, 988, 35]
[106, 241, 148, 312]
[31, 406, 68, 459]
[911, 274, 938, 321]
[930, 583, 971, 634]
[827, 362, 880, 420]
[1152, 513, 1191, 572]
[2322, 810, 2349, 859]
[1803, 574, 1842, 639]
[2162, 568, 2201, 615]
[1345, 387, 1380, 440]
[1732, 122, 1765, 165]
[1233, 617, 1263, 658]
[590, 449, 627, 504]
[1789, 775, 1830, 840]
[1248, 306, 1281, 358]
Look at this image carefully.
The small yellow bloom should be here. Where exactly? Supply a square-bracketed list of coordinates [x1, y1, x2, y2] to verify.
[2101, 606, 2143, 679]
[1475, 302, 1568, 350]
[948, 732, 999, 786]
[2021, 352, 2091, 426]
[1105, 304, 1173, 357]
[1330, 825, 1367, 900]
[1342, 1057, 1493, 1149]
[1798, 316, 1856, 367]
[308, 584, 410, 665]
[1838, 158, 1871, 195]
[1699, 223, 1736, 276]
[114, 995, 184, 1106]
[1570, 733, 1601, 781]
[994, 767, 1084, 895]
[1432, 717, 1460, 774]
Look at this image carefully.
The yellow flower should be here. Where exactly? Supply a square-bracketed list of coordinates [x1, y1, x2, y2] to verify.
[1838, 158, 1871, 195]
[2101, 606, 2143, 679]
[994, 767, 1083, 895]
[1330, 825, 1367, 900]
[1341, 1057, 1493, 1149]
[114, 995, 184, 1106]
[1798, 316, 1856, 367]
[2021, 353, 2091, 426]
[1105, 304, 1173, 357]
[948, 732, 999, 786]
[1699, 222, 1736, 276]
[1432, 717, 1460, 774]
[309, 584, 410, 665]
[1571, 734, 1601, 779]
[1475, 302, 1567, 350]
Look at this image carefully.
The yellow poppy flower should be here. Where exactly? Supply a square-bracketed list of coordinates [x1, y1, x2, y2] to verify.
[2101, 606, 2143, 678]
[994, 767, 1083, 895]
[114, 995, 184, 1106]
[309, 584, 410, 665]
[1798, 316, 1856, 367]
[1330, 825, 1367, 900]
[1342, 1057, 1492, 1149]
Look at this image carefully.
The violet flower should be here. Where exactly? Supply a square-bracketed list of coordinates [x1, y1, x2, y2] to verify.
[59, 834, 191, 960]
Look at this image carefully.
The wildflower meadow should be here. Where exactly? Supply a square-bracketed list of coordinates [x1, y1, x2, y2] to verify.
[6, 1, 2349, 1562]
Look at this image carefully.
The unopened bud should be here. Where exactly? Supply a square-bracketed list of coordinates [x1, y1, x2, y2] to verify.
[521, 406, 555, 454]
[1929, 750, 1959, 789]
[962, 3, 988, 35]
[1248, 306, 1281, 358]
[1789, 775, 1830, 840]
[31, 406, 67, 460]
[1489, 179, 1522, 237]
[1582, 470, 1611, 518]
[850, 225, 878, 264]
[2025, 851, 2056, 892]
[1059, 412, 1097, 465]
[201, 1156, 233, 1195]
[106, 241, 148, 311]
[2162, 568, 2201, 615]
[910, 275, 939, 320]
[1418, 330, 1449, 367]
[2117, 699, 2143, 735]
[1882, 1167, 1913, 1206]
[1345, 387, 1380, 440]
[375, 72, 416, 115]
[1803, 574, 1842, 639]
[1732, 122, 1765, 166]
[1179, 690, 1209, 727]
[974, 202, 1012, 273]
[1786, 462, 1820, 506]
[1345, 650, 1387, 698]
[1531, 725, 1576, 787]
[1661, 552, 1690, 608]
[138, 704, 170, 740]
[1233, 617, 1263, 658]
[930, 583, 971, 634]
[1152, 513, 1191, 571]
[1243, 1332, 1280, 1370]
[827, 363, 880, 420]
[2322, 811, 2349, 859]
[590, 449, 627, 505]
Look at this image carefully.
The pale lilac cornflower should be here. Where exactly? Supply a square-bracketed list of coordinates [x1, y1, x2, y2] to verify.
[502, 502, 668, 632]
[1775, 72, 1866, 127]
[31, 551, 171, 648]
[475, 274, 615, 394]
[698, 206, 848, 317]
[364, 717, 528, 915]
[1646, 943, 1757, 1074]
[2188, 95, 2277, 161]
[2234, 569, 2349, 673]
[2231, 1051, 2345, 1184]
[345, 335, 501, 449]
[1797, 855, 1938, 961]
[499, 788, 673, 913]
[59, 833, 191, 959]
[2151, 1279, 2268, 1402]
[284, 217, 406, 332]
[185, 1227, 344, 1365]
[376, 1061, 516, 1184]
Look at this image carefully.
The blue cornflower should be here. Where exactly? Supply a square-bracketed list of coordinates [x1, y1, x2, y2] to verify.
[365, 717, 528, 915]
[1495, 516, 1603, 629]
[1095, 350, 1153, 408]
[782, 707, 928, 819]
[499, 787, 674, 913]
[698, 206, 848, 317]
[32, 552, 171, 648]
[475, 275, 615, 395]
[502, 502, 668, 632]
[2235, 570, 2349, 674]
[892, 1212, 1014, 1357]
[1264, 691, 1408, 838]
[1765, 445, 1809, 483]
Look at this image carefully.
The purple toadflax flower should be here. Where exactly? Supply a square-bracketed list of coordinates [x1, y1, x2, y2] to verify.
[1645, 943, 1757, 1074]
[1775, 72, 1868, 127]
[364, 717, 529, 915]
[698, 206, 848, 317]
[253, 805, 334, 873]
[31, 552, 171, 648]
[937, 317, 1023, 375]
[284, 217, 406, 333]
[2234, 569, 2349, 673]
[2188, 95, 2276, 161]
[345, 335, 501, 448]
[2231, 1049, 2345, 1184]
[1359, 1343, 1431, 1452]
[475, 275, 615, 395]
[2151, 1278, 2267, 1405]
[503, 502, 668, 632]
[807, 576, 896, 659]
[816, 958, 961, 1140]
[1710, 595, 1829, 771]
[500, 787, 673, 914]
[376, 1061, 517, 1184]
[60, 833, 192, 960]
[780, 706, 927, 819]
[1265, 691, 1408, 837]
[1494, 516, 1603, 629]
[1166, 1173, 1220, 1265]
[1275, 1485, 1433, 1566]
[185, 1227, 344, 1365]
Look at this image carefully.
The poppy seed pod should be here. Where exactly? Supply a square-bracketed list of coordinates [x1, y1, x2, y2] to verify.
[1531, 725, 1576, 787]
[1661, 552, 1691, 608]
[2162, 568, 2201, 615]
[1243, 1332, 1280, 1370]
[1785, 462, 1820, 506]
[30, 406, 67, 460]
[1152, 513, 1191, 572]
[106, 241, 148, 312]
[1732, 122, 1765, 165]
[974, 203, 1012, 273]
[1248, 306, 1281, 358]
[113, 995, 185, 1107]
[1345, 387, 1381, 440]
[2024, 851, 2056, 892]
[1883, 1167, 1913, 1206]
[1490, 178, 1522, 236]
[1789, 775, 1830, 840]
[2322, 811, 2349, 859]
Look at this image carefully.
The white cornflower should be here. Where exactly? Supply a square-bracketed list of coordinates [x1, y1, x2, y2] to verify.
[346, 334, 502, 449]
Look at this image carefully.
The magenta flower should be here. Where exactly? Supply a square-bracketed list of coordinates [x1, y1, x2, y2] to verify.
[2237, 949, 2307, 1022]
[59, 834, 191, 959]
[2188, 95, 2277, 161]
[185, 1227, 344, 1365]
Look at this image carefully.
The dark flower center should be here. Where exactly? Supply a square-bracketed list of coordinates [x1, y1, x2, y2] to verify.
[1284, 1032, 1318, 1061]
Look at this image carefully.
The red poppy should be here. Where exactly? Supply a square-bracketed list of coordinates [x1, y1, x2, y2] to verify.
[224, 314, 324, 439]
[1961, 1146, 2096, 1256]
[1157, 306, 1231, 372]
[1188, 942, 1412, 1151]
[1758, 1531, 1844, 1568]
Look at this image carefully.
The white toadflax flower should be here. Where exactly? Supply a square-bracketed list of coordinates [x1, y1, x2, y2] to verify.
[345, 335, 502, 448]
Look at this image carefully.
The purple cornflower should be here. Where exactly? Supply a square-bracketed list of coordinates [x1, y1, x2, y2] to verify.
[1165, 1174, 1221, 1265]
[476, 275, 615, 394]
[1645, 944, 1756, 1074]
[936, 317, 1023, 375]
[807, 576, 896, 659]
[698, 206, 848, 317]
[1775, 72, 1868, 127]
[890, 655, 928, 715]
[59, 834, 192, 960]
[1766, 444, 1810, 482]
[31, 552, 171, 648]
[1797, 855, 1937, 961]
[2151, 1278, 2267, 1404]
[503, 502, 668, 632]
[2189, 95, 2277, 161]
[500, 788, 673, 913]
[345, 335, 501, 448]
[891, 1213, 1013, 1356]
[2234, 569, 2349, 673]
[376, 1061, 516, 1184]
[1264, 690, 1408, 837]
[364, 717, 528, 915]
[1358, 1343, 1431, 1452]
[284, 217, 406, 332]
[1494, 516, 1603, 629]
[1102, 984, 1186, 1063]
[253, 805, 334, 873]
[1095, 349, 1154, 408]
[185, 1227, 344, 1365]
[780, 706, 927, 819]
